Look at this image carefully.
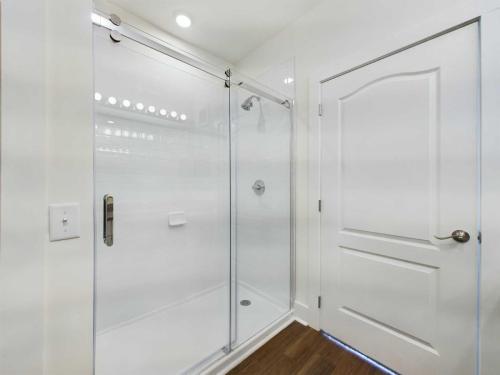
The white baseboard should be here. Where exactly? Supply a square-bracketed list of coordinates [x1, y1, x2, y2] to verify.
[293, 315, 309, 327]
[293, 300, 309, 318]
[201, 312, 298, 375]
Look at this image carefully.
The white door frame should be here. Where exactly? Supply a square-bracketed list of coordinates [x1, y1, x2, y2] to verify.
[307, 9, 500, 375]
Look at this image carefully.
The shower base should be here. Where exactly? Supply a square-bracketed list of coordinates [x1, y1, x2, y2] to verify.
[95, 284, 288, 375]
[234, 284, 289, 347]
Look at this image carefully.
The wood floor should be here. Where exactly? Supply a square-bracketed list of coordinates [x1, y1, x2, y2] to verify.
[228, 321, 386, 375]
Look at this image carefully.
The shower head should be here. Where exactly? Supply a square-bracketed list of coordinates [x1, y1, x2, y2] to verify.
[241, 95, 261, 111]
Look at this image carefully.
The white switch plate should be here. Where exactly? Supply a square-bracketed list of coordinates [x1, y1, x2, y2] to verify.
[49, 203, 80, 241]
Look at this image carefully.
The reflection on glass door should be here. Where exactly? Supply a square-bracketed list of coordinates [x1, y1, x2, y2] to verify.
[93, 26, 230, 374]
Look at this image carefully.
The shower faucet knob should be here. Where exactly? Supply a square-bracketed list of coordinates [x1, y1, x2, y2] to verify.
[252, 180, 266, 195]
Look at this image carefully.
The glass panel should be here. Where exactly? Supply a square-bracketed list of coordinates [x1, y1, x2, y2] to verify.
[231, 86, 292, 347]
[93, 26, 230, 374]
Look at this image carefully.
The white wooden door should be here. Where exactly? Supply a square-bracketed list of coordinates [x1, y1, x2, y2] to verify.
[320, 23, 479, 375]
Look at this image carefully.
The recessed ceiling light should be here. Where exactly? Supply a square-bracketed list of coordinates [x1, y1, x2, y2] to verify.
[170, 111, 178, 118]
[284, 77, 294, 85]
[176, 14, 192, 28]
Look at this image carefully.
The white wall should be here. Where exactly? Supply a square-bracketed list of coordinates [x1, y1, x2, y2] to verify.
[236, 0, 490, 327]
[1, 1, 94, 374]
[43, 1, 95, 374]
[0, 1, 47, 373]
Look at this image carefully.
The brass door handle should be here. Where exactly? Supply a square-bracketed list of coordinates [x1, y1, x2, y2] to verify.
[434, 230, 470, 243]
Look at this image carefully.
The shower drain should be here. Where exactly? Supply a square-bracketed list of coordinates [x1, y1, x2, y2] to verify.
[240, 299, 252, 306]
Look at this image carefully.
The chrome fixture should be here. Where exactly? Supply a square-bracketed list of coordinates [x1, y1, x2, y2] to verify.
[234, 81, 292, 110]
[241, 94, 266, 132]
[109, 13, 122, 26]
[103, 194, 114, 246]
[252, 180, 266, 195]
[434, 230, 470, 243]
[241, 95, 261, 111]
[109, 30, 122, 43]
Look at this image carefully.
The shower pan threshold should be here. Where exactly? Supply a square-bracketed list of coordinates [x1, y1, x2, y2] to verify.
[201, 311, 295, 375]
[95, 284, 290, 375]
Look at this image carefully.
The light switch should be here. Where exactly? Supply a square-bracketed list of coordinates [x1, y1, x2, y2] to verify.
[49, 203, 80, 241]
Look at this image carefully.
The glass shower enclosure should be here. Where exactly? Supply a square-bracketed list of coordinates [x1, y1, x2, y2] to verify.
[93, 15, 293, 374]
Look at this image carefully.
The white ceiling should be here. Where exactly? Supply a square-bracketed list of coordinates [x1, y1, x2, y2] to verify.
[110, 0, 324, 63]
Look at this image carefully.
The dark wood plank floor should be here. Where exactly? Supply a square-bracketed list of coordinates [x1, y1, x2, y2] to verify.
[228, 321, 385, 375]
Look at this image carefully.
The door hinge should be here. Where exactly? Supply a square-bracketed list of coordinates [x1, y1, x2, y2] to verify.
[318, 104, 323, 117]
[478, 231, 482, 244]
[318, 200, 322, 212]
[318, 296, 322, 309]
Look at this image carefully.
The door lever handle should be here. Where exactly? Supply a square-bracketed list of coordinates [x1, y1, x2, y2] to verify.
[434, 230, 470, 243]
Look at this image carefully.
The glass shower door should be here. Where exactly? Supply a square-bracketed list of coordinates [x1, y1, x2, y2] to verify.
[231, 85, 292, 347]
[93, 26, 230, 374]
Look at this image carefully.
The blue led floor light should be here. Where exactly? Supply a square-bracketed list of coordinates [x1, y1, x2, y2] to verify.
[321, 331, 399, 375]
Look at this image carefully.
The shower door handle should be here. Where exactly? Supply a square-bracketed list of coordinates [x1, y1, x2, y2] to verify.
[103, 194, 114, 246]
